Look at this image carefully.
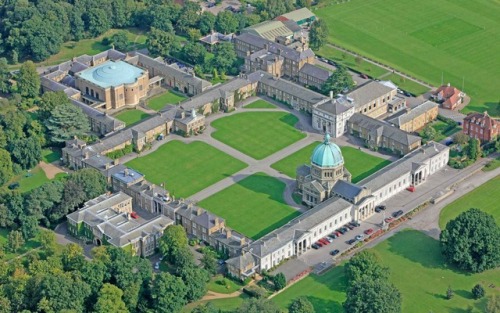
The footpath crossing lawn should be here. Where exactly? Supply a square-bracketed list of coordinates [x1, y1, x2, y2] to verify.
[273, 230, 500, 313]
[244, 99, 276, 109]
[114, 109, 150, 126]
[211, 112, 305, 160]
[271, 142, 390, 183]
[316, 0, 500, 116]
[147, 90, 186, 111]
[126, 140, 247, 198]
[439, 175, 500, 229]
[199, 173, 301, 239]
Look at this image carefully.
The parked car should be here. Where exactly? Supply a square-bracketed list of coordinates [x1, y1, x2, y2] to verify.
[384, 217, 394, 223]
[341, 227, 349, 233]
[316, 241, 323, 247]
[349, 221, 361, 227]
[320, 238, 330, 245]
[376, 205, 386, 211]
[333, 231, 342, 237]
[130, 212, 139, 219]
[355, 234, 365, 241]
[312, 243, 320, 249]
[392, 210, 404, 218]
[327, 236, 335, 242]
[154, 262, 160, 270]
[360, 73, 369, 79]
[406, 186, 416, 192]
[346, 224, 354, 230]
[337, 228, 346, 234]
[364, 228, 374, 235]
[330, 249, 340, 256]
[404, 91, 412, 97]
[346, 239, 356, 245]
[327, 60, 336, 66]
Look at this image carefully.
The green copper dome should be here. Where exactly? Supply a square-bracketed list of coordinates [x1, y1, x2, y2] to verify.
[311, 133, 344, 168]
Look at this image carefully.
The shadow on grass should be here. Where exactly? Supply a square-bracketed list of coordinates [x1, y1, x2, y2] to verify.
[279, 114, 300, 127]
[235, 173, 287, 204]
[252, 212, 301, 239]
[352, 160, 392, 183]
[307, 296, 343, 313]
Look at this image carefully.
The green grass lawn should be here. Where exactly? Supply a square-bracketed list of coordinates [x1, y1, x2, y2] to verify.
[2, 166, 49, 194]
[483, 157, 500, 172]
[199, 173, 301, 239]
[114, 109, 151, 126]
[273, 230, 500, 313]
[126, 140, 247, 198]
[317, 45, 389, 78]
[316, 0, 500, 116]
[147, 90, 187, 111]
[382, 73, 430, 96]
[439, 175, 500, 229]
[41, 148, 62, 163]
[207, 275, 245, 294]
[271, 142, 391, 183]
[0, 228, 42, 261]
[211, 112, 305, 160]
[420, 120, 462, 142]
[244, 99, 276, 109]
[182, 295, 249, 313]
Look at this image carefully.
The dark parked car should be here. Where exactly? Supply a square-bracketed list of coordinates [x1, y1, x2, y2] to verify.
[392, 210, 404, 218]
[312, 243, 320, 249]
[8, 182, 19, 190]
[330, 249, 340, 256]
[360, 73, 369, 79]
[341, 227, 349, 233]
[349, 221, 361, 227]
[337, 228, 346, 234]
[346, 224, 354, 230]
[346, 239, 356, 245]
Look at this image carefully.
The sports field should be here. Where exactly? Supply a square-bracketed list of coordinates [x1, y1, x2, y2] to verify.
[147, 90, 186, 111]
[114, 109, 150, 126]
[439, 175, 500, 229]
[271, 142, 391, 183]
[199, 173, 302, 239]
[211, 112, 305, 160]
[125, 140, 247, 198]
[316, 0, 500, 116]
[273, 230, 500, 313]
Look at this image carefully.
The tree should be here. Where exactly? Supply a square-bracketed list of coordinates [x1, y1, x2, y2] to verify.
[215, 11, 239, 34]
[272, 272, 286, 290]
[472, 284, 485, 300]
[19, 215, 40, 240]
[39, 91, 69, 120]
[198, 12, 216, 35]
[422, 125, 437, 141]
[146, 27, 177, 58]
[0, 148, 13, 185]
[343, 276, 401, 313]
[200, 249, 218, 275]
[46, 101, 90, 143]
[150, 273, 187, 313]
[178, 266, 210, 301]
[173, 246, 196, 270]
[486, 295, 500, 313]
[297, 0, 312, 8]
[0, 57, 10, 93]
[453, 131, 469, 145]
[191, 302, 219, 313]
[8, 230, 25, 253]
[17, 61, 40, 98]
[345, 251, 389, 283]
[61, 243, 86, 272]
[187, 28, 202, 42]
[85, 8, 111, 37]
[10, 137, 42, 169]
[175, 2, 201, 34]
[159, 225, 188, 262]
[94, 283, 129, 313]
[466, 137, 481, 160]
[212, 42, 237, 74]
[446, 286, 454, 300]
[182, 43, 208, 66]
[263, 0, 295, 18]
[289, 297, 315, 313]
[440, 208, 500, 273]
[110, 31, 129, 51]
[309, 20, 329, 50]
[39, 229, 57, 256]
[237, 298, 282, 313]
[320, 65, 355, 96]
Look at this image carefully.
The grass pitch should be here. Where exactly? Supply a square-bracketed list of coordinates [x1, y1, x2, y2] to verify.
[199, 173, 301, 239]
[211, 112, 305, 160]
[147, 90, 186, 111]
[316, 0, 500, 116]
[439, 175, 500, 229]
[273, 230, 500, 313]
[271, 142, 390, 183]
[125, 140, 247, 198]
[114, 109, 150, 126]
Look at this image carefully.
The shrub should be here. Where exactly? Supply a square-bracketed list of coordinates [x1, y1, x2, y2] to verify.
[472, 284, 485, 299]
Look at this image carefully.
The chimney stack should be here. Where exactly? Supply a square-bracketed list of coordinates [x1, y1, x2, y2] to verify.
[226, 229, 232, 239]
[197, 207, 203, 216]
[240, 237, 245, 246]
[330, 90, 333, 99]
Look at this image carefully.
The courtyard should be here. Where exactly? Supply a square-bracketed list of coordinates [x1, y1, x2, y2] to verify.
[125, 140, 247, 198]
[114, 109, 151, 126]
[199, 173, 301, 239]
[211, 112, 306, 160]
[147, 90, 187, 111]
[271, 142, 391, 183]
[244, 99, 276, 109]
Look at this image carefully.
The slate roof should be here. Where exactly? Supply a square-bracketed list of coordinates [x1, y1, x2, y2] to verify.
[346, 80, 396, 108]
[108, 215, 173, 247]
[67, 192, 132, 224]
[315, 98, 352, 115]
[349, 113, 421, 146]
[389, 100, 438, 127]
[299, 63, 331, 81]
[242, 20, 293, 41]
[226, 252, 257, 269]
[331, 180, 364, 200]
[112, 168, 144, 184]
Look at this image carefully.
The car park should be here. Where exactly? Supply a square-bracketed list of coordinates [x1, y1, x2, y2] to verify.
[392, 210, 404, 218]
[346, 239, 356, 245]
[355, 234, 365, 241]
[364, 228, 374, 235]
[350, 221, 361, 227]
[330, 249, 340, 256]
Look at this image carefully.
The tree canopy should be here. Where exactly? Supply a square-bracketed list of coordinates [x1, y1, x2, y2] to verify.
[17, 61, 40, 98]
[289, 297, 315, 313]
[440, 208, 500, 272]
[321, 65, 355, 96]
[309, 19, 329, 50]
[46, 101, 90, 143]
[94, 283, 129, 313]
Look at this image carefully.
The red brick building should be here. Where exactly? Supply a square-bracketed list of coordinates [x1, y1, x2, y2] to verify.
[463, 111, 499, 142]
[432, 84, 465, 110]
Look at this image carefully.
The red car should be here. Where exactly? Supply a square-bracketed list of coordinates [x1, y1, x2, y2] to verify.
[406, 186, 415, 192]
[384, 217, 394, 223]
[319, 239, 330, 245]
[130, 212, 139, 219]
[360, 73, 369, 79]
[316, 241, 324, 247]
[364, 228, 374, 235]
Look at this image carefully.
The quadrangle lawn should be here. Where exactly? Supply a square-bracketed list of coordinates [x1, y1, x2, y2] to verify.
[273, 230, 500, 313]
[211, 112, 306, 160]
[199, 173, 302, 240]
[244, 99, 276, 109]
[147, 90, 187, 111]
[125, 140, 247, 198]
[439, 175, 500, 229]
[271, 142, 391, 183]
[114, 109, 151, 126]
[316, 0, 500, 116]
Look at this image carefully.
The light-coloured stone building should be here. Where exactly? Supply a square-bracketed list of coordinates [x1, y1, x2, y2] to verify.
[388, 100, 439, 132]
[346, 80, 398, 118]
[312, 97, 355, 138]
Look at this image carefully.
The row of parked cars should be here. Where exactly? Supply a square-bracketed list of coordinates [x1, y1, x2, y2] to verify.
[311, 221, 362, 255]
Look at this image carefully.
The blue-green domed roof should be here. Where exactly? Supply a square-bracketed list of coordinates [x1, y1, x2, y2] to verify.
[311, 134, 344, 168]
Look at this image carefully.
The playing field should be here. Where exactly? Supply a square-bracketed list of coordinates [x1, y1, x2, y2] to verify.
[244, 99, 276, 109]
[273, 230, 500, 313]
[125, 140, 247, 198]
[316, 0, 500, 116]
[147, 90, 186, 111]
[211, 112, 306, 160]
[114, 109, 150, 126]
[199, 173, 302, 239]
[271, 142, 391, 183]
[439, 175, 500, 229]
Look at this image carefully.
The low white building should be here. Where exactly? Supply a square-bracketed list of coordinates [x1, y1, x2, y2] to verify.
[312, 97, 355, 138]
